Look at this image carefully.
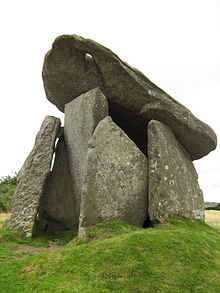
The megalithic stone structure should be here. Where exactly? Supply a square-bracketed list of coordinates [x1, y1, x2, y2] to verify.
[79, 116, 148, 233]
[148, 120, 204, 224]
[35, 137, 78, 235]
[42, 34, 217, 160]
[10, 116, 60, 236]
[64, 88, 109, 218]
[9, 35, 217, 236]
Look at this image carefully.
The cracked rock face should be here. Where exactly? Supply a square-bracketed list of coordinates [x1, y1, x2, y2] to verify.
[79, 116, 148, 230]
[148, 120, 204, 224]
[10, 116, 61, 236]
[42, 34, 217, 160]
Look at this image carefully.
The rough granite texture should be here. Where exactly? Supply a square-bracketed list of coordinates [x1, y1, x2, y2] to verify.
[10, 116, 60, 236]
[79, 116, 148, 231]
[35, 138, 78, 235]
[64, 88, 109, 217]
[148, 120, 204, 223]
[42, 34, 217, 160]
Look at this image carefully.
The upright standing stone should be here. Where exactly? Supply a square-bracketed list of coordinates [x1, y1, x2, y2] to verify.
[148, 120, 204, 224]
[34, 138, 78, 235]
[79, 116, 148, 231]
[64, 88, 109, 217]
[10, 116, 60, 236]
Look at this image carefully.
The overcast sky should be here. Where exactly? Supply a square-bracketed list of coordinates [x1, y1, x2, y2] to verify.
[0, 0, 219, 202]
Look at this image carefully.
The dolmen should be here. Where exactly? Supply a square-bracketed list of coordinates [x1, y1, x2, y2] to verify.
[10, 35, 217, 236]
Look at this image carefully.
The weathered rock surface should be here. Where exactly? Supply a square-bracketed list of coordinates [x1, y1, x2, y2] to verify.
[64, 88, 109, 217]
[79, 116, 148, 230]
[148, 120, 204, 224]
[42, 34, 217, 160]
[10, 116, 60, 236]
[34, 138, 78, 235]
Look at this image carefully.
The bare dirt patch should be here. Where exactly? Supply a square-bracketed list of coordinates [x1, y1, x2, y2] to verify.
[21, 263, 37, 274]
[15, 244, 62, 257]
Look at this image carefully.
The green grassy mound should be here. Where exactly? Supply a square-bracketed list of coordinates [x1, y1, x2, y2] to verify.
[0, 218, 219, 292]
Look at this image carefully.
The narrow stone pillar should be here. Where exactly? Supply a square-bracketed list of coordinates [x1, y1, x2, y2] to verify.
[10, 116, 60, 236]
[64, 88, 109, 218]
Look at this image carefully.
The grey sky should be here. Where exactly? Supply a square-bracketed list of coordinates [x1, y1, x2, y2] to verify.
[0, 0, 219, 202]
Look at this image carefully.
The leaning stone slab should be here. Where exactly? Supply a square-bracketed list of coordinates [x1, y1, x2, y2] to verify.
[148, 120, 204, 224]
[34, 138, 78, 235]
[79, 116, 148, 231]
[64, 88, 109, 217]
[10, 116, 60, 236]
[42, 34, 217, 160]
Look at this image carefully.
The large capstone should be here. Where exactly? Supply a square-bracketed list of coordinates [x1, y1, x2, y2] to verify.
[148, 120, 204, 224]
[42, 34, 217, 160]
[79, 116, 148, 231]
[10, 116, 60, 236]
[33, 138, 78, 235]
[64, 88, 109, 217]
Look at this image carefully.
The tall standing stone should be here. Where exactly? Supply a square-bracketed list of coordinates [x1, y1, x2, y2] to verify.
[79, 116, 148, 231]
[10, 116, 60, 236]
[64, 88, 109, 217]
[34, 138, 78, 235]
[148, 120, 204, 224]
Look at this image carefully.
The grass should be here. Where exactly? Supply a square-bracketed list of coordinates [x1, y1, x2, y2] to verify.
[0, 217, 219, 292]
[0, 214, 76, 263]
[1, 176, 219, 291]
[205, 210, 220, 232]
